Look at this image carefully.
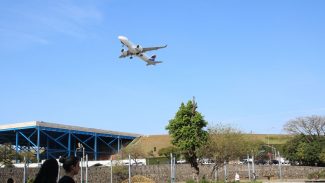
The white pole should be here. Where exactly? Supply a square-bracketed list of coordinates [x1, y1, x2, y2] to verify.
[224, 161, 227, 182]
[110, 159, 113, 183]
[170, 153, 173, 183]
[247, 154, 251, 181]
[278, 151, 282, 179]
[86, 154, 88, 183]
[252, 154, 255, 181]
[80, 157, 83, 183]
[23, 156, 26, 183]
[173, 156, 176, 182]
[128, 154, 131, 183]
[83, 147, 85, 182]
[58, 157, 61, 182]
[214, 167, 217, 181]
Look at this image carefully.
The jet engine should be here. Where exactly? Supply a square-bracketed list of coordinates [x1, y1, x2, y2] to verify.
[121, 49, 129, 56]
[135, 45, 143, 53]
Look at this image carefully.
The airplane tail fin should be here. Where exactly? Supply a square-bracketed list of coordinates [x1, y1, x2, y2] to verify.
[149, 55, 157, 61]
[146, 55, 162, 66]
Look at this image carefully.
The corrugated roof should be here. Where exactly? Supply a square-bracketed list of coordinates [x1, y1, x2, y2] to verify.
[0, 121, 141, 137]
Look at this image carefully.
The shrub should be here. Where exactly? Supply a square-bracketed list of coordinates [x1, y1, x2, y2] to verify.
[308, 170, 325, 179]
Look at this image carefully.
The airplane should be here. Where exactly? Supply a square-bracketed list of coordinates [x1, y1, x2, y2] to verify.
[118, 36, 167, 66]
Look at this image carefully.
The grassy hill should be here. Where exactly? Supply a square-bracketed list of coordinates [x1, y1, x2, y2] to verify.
[131, 134, 292, 157]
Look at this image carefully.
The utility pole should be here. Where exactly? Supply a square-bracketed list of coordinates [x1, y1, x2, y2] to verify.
[192, 96, 197, 113]
[247, 154, 251, 181]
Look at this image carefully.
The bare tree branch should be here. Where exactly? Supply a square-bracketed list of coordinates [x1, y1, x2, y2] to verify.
[283, 115, 325, 142]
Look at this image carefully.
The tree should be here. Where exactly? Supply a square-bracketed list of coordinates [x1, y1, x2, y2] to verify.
[283, 115, 325, 166]
[0, 143, 16, 167]
[319, 148, 325, 163]
[282, 134, 325, 166]
[121, 144, 145, 165]
[166, 98, 208, 181]
[199, 124, 261, 179]
[158, 146, 181, 159]
[284, 115, 325, 142]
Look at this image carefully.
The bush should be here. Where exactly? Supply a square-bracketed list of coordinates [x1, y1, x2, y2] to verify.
[146, 157, 170, 165]
[27, 178, 34, 183]
[185, 180, 215, 183]
[112, 164, 128, 182]
[308, 170, 325, 179]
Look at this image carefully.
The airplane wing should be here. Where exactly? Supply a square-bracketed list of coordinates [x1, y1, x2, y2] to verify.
[142, 45, 167, 52]
[119, 55, 128, 58]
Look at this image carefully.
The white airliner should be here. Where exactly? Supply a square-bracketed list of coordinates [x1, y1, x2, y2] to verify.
[118, 36, 167, 66]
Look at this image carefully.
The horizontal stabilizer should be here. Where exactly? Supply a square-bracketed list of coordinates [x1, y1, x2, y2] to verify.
[146, 61, 162, 66]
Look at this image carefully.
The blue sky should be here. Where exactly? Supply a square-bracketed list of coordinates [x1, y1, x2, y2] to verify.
[1, 0, 325, 135]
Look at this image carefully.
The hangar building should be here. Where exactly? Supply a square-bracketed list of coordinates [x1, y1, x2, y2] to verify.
[0, 121, 139, 162]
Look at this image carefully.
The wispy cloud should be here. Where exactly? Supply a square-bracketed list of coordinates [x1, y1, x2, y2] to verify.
[0, 0, 103, 48]
[37, 1, 103, 39]
[0, 28, 50, 52]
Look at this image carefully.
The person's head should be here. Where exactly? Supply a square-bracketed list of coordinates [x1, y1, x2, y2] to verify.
[34, 158, 58, 183]
[59, 156, 80, 175]
[7, 178, 14, 183]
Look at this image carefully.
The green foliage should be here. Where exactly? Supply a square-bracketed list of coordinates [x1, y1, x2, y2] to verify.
[186, 180, 262, 183]
[308, 170, 325, 179]
[0, 144, 16, 166]
[0, 143, 37, 166]
[146, 157, 170, 165]
[166, 99, 208, 178]
[158, 146, 180, 158]
[112, 164, 128, 182]
[199, 124, 262, 168]
[319, 148, 325, 163]
[186, 180, 210, 183]
[282, 134, 325, 166]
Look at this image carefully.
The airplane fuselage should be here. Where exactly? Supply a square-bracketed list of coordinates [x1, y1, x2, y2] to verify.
[118, 36, 142, 55]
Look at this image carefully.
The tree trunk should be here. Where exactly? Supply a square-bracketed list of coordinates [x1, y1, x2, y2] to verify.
[192, 166, 199, 182]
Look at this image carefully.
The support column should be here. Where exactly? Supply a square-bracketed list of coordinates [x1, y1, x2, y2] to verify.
[37, 127, 40, 163]
[16, 131, 19, 163]
[94, 134, 97, 160]
[117, 137, 120, 153]
[47, 137, 49, 159]
[68, 132, 71, 157]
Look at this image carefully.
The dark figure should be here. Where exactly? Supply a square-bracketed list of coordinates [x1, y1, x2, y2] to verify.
[7, 178, 14, 183]
[58, 156, 80, 183]
[34, 158, 59, 183]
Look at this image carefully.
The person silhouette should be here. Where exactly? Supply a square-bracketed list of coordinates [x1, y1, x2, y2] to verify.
[7, 178, 15, 183]
[34, 158, 59, 183]
[58, 156, 80, 183]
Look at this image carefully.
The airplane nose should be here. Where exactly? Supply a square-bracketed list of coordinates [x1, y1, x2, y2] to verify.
[118, 36, 127, 40]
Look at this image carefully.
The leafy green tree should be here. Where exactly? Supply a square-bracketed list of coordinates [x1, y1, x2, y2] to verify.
[166, 98, 208, 181]
[283, 116, 325, 166]
[319, 148, 325, 163]
[283, 134, 325, 166]
[0, 143, 16, 167]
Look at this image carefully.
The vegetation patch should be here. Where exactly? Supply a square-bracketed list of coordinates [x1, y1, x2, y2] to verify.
[121, 175, 155, 183]
[308, 170, 325, 180]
